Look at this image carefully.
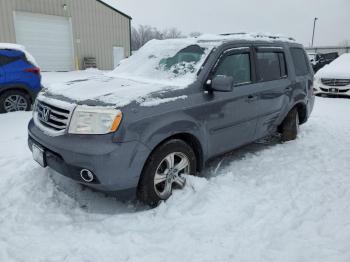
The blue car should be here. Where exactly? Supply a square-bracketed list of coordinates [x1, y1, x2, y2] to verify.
[0, 47, 42, 113]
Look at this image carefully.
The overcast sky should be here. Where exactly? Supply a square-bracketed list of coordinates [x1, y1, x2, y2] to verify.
[115, 0, 349, 47]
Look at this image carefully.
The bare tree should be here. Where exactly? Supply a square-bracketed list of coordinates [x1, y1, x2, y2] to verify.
[162, 27, 183, 39]
[338, 39, 350, 47]
[131, 25, 184, 50]
[131, 25, 163, 51]
[189, 32, 202, 38]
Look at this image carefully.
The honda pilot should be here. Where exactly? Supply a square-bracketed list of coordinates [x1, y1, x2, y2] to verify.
[28, 33, 315, 207]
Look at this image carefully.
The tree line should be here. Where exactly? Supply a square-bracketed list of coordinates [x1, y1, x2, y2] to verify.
[131, 25, 201, 51]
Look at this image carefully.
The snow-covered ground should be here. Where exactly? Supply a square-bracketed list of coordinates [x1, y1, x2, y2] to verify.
[1, 72, 350, 261]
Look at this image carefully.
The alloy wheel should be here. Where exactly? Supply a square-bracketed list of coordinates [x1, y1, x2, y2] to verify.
[4, 95, 28, 112]
[153, 152, 190, 199]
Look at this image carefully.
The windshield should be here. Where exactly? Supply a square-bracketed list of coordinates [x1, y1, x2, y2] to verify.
[111, 39, 214, 86]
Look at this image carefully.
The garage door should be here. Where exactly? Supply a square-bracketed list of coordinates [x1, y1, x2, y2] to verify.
[14, 12, 74, 71]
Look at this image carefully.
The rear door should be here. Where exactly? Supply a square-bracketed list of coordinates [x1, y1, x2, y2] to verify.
[252, 46, 291, 139]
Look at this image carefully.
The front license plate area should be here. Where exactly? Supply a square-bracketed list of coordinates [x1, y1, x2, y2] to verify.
[32, 144, 47, 167]
[329, 88, 339, 93]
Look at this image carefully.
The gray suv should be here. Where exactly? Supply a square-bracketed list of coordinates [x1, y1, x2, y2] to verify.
[28, 34, 315, 206]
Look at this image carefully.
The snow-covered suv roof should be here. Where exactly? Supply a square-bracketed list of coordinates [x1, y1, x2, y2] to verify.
[196, 32, 296, 43]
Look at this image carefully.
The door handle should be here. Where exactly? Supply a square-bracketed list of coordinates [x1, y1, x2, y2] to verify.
[246, 95, 258, 103]
[285, 87, 292, 92]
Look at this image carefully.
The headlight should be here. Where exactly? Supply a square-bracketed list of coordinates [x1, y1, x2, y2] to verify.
[68, 106, 122, 135]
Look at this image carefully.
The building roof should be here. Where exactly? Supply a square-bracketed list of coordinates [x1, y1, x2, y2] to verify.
[97, 0, 132, 19]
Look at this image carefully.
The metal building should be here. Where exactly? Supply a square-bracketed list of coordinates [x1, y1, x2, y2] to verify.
[0, 0, 132, 71]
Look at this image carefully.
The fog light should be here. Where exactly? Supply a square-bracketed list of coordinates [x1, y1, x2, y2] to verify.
[80, 169, 94, 183]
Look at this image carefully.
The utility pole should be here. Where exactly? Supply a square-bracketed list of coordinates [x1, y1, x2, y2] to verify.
[311, 17, 318, 47]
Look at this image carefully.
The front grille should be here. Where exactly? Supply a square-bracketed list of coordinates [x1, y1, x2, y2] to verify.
[320, 87, 350, 93]
[321, 78, 350, 87]
[34, 99, 74, 135]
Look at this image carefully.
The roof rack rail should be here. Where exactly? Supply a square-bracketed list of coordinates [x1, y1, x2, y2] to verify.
[220, 32, 295, 41]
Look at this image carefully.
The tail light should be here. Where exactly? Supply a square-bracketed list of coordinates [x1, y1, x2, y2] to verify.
[25, 67, 41, 75]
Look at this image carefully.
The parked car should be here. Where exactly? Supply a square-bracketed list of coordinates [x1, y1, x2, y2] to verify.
[314, 53, 350, 97]
[0, 43, 41, 113]
[28, 34, 315, 207]
[308, 52, 339, 73]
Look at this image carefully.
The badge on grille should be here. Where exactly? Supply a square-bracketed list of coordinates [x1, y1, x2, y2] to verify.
[41, 106, 51, 122]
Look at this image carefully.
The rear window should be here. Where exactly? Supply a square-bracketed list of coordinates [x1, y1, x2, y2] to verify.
[256, 52, 287, 82]
[290, 48, 310, 76]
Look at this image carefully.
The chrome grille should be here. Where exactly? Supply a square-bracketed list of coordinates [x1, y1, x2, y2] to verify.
[321, 78, 350, 87]
[34, 98, 75, 136]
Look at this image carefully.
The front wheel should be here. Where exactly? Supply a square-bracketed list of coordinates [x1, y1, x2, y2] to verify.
[0, 90, 31, 113]
[280, 108, 299, 142]
[137, 139, 197, 207]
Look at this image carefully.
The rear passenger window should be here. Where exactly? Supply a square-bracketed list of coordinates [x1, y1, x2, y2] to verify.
[256, 52, 287, 82]
[214, 53, 251, 85]
[290, 48, 309, 76]
[0, 55, 21, 66]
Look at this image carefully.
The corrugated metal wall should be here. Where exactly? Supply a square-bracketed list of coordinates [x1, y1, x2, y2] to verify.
[0, 0, 131, 70]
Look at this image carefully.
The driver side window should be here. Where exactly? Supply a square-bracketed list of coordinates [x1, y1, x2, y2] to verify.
[213, 53, 251, 85]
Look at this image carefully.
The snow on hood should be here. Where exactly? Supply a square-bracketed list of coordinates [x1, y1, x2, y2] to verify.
[316, 53, 350, 79]
[0, 43, 39, 67]
[46, 74, 179, 107]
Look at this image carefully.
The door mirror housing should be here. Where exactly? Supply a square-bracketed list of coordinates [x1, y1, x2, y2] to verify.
[210, 75, 234, 92]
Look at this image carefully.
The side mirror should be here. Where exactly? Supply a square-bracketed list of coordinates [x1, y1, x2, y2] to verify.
[210, 75, 234, 92]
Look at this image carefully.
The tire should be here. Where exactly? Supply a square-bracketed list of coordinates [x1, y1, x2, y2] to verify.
[280, 108, 299, 142]
[0, 90, 31, 113]
[137, 139, 197, 207]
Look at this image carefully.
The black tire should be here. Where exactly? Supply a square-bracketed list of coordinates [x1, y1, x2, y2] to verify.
[0, 90, 31, 113]
[280, 108, 299, 142]
[137, 139, 197, 207]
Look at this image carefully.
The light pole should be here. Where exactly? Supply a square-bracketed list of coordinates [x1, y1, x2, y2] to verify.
[311, 17, 318, 47]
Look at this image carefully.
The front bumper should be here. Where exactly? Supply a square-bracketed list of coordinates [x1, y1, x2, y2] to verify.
[314, 83, 350, 97]
[28, 119, 150, 195]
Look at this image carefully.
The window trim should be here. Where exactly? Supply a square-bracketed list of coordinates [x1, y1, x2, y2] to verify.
[208, 47, 253, 87]
[254, 48, 288, 83]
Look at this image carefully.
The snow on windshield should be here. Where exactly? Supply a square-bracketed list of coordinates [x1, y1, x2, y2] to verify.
[110, 39, 215, 86]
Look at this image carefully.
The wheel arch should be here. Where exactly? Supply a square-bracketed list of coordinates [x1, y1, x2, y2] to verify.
[0, 85, 34, 103]
[144, 132, 205, 173]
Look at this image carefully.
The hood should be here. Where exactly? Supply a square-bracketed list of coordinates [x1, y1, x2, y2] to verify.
[45, 74, 188, 107]
[316, 54, 350, 79]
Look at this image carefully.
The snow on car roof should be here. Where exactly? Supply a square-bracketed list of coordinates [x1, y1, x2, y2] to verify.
[0, 43, 39, 67]
[196, 32, 296, 43]
[316, 53, 350, 79]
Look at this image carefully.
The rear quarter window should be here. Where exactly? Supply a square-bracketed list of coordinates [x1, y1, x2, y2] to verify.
[290, 48, 310, 76]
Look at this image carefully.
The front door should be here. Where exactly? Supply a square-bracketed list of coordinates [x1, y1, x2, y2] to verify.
[194, 47, 260, 157]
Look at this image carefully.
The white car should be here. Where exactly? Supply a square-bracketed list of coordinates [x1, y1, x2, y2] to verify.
[314, 53, 350, 97]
